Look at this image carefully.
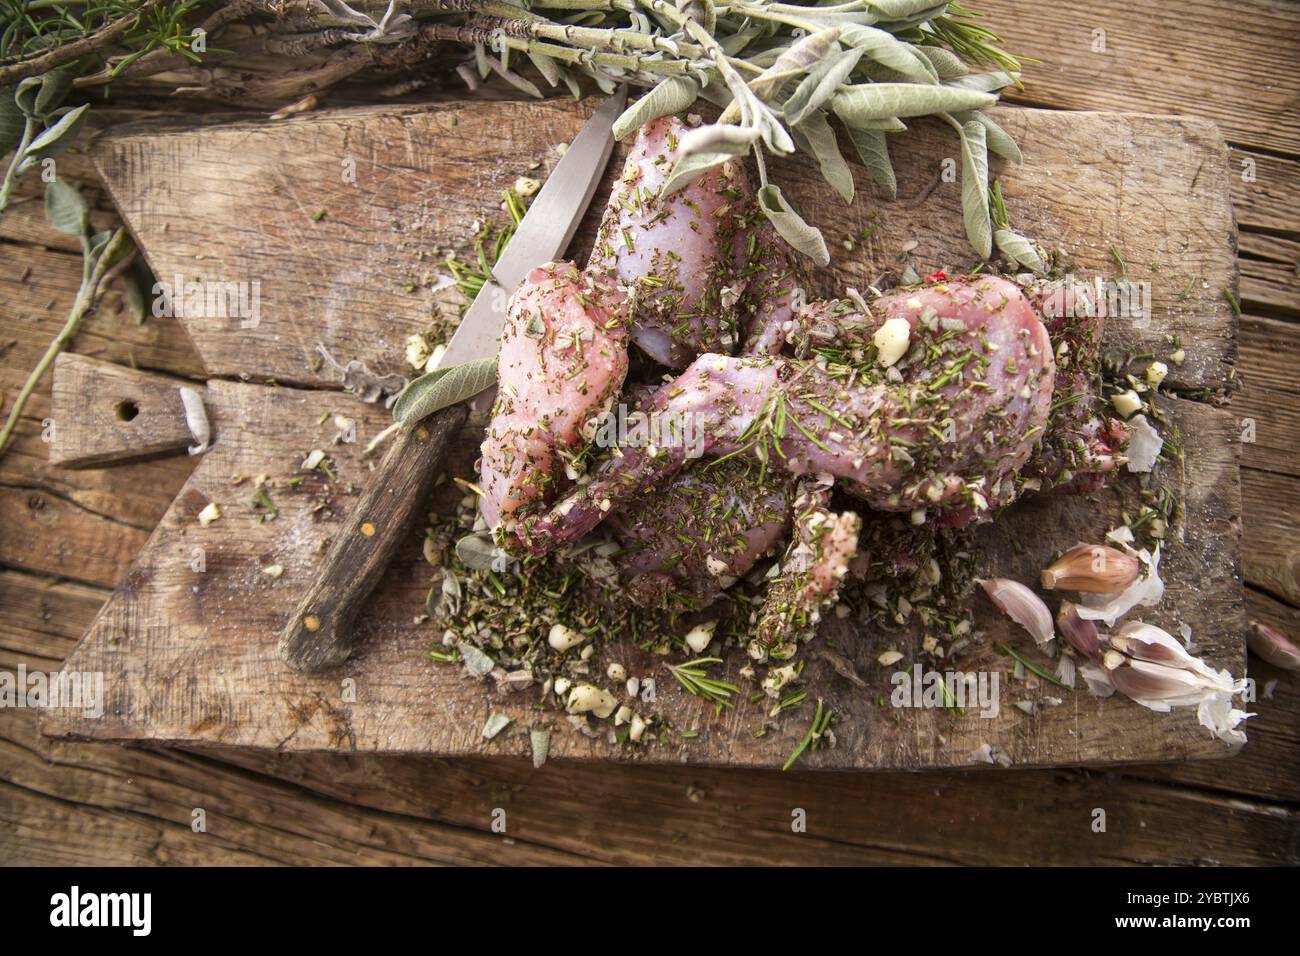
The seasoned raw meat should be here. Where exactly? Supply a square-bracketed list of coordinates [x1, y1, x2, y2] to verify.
[753, 479, 860, 651]
[521, 276, 1055, 552]
[587, 116, 751, 367]
[608, 459, 792, 611]
[477, 262, 628, 533]
[1021, 277, 1127, 494]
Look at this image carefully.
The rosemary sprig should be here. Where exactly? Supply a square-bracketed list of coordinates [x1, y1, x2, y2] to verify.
[782, 697, 834, 771]
[669, 656, 738, 710]
[995, 643, 1071, 690]
[445, 188, 526, 300]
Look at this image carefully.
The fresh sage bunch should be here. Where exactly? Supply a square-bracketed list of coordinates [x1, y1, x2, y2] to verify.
[392, 356, 498, 426]
[0, 70, 90, 216]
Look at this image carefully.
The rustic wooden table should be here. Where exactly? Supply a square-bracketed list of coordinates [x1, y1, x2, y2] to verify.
[2, 1, 1297, 865]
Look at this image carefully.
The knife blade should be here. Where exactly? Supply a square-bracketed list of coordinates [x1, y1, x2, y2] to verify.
[278, 92, 625, 674]
[436, 87, 626, 372]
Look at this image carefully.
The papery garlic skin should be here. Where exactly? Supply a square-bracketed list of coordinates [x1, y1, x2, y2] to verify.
[980, 578, 1054, 645]
[1041, 543, 1140, 592]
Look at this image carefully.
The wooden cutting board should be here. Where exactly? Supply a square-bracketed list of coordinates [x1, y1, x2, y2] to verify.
[41, 98, 1244, 769]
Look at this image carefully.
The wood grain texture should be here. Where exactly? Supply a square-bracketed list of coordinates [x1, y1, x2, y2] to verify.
[5, 560, 1289, 865]
[279, 405, 468, 673]
[92, 101, 1237, 394]
[48, 353, 201, 467]
[982, 0, 1300, 157]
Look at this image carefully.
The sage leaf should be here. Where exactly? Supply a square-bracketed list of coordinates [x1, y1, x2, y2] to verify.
[21, 103, 89, 169]
[757, 184, 829, 266]
[871, 0, 950, 19]
[833, 83, 996, 126]
[13, 76, 43, 116]
[748, 27, 841, 100]
[995, 228, 1046, 274]
[678, 122, 760, 158]
[34, 69, 74, 116]
[782, 47, 863, 128]
[918, 46, 970, 79]
[458, 641, 496, 678]
[955, 119, 992, 259]
[489, 57, 543, 99]
[953, 110, 1022, 164]
[613, 75, 699, 141]
[946, 71, 1017, 93]
[845, 126, 897, 199]
[791, 112, 854, 204]
[528, 51, 562, 88]
[455, 532, 502, 572]
[840, 25, 933, 83]
[392, 356, 497, 425]
[0, 92, 24, 153]
[44, 179, 88, 236]
[530, 727, 550, 768]
[855, 116, 908, 132]
[482, 713, 512, 740]
[662, 149, 732, 196]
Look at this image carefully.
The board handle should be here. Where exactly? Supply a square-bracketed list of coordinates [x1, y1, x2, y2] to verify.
[277, 404, 469, 673]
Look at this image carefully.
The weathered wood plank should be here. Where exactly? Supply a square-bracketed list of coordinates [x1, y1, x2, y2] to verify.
[981, 0, 1300, 156]
[92, 101, 1237, 394]
[0, 242, 206, 379]
[2, 565, 1292, 864]
[48, 354, 201, 467]
[0, 365, 197, 533]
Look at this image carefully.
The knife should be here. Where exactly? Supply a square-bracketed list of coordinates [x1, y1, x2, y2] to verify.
[278, 90, 625, 673]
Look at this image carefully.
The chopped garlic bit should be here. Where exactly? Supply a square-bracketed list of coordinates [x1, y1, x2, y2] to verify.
[873, 317, 911, 368]
[1125, 415, 1163, 473]
[261, 564, 284, 579]
[197, 502, 221, 527]
[547, 623, 587, 652]
[1145, 361, 1168, 388]
[1111, 389, 1143, 418]
[684, 621, 716, 654]
[513, 176, 541, 197]
[566, 683, 617, 718]
[302, 448, 325, 471]
[877, 650, 904, 667]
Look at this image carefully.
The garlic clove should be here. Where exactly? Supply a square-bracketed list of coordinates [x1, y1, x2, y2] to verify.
[1247, 621, 1300, 672]
[1041, 543, 1140, 592]
[1057, 601, 1101, 660]
[979, 578, 1054, 645]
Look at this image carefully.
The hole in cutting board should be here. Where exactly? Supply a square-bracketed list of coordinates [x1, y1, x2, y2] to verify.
[114, 399, 140, 422]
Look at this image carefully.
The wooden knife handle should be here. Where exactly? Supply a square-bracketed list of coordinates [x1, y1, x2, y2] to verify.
[277, 404, 469, 673]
